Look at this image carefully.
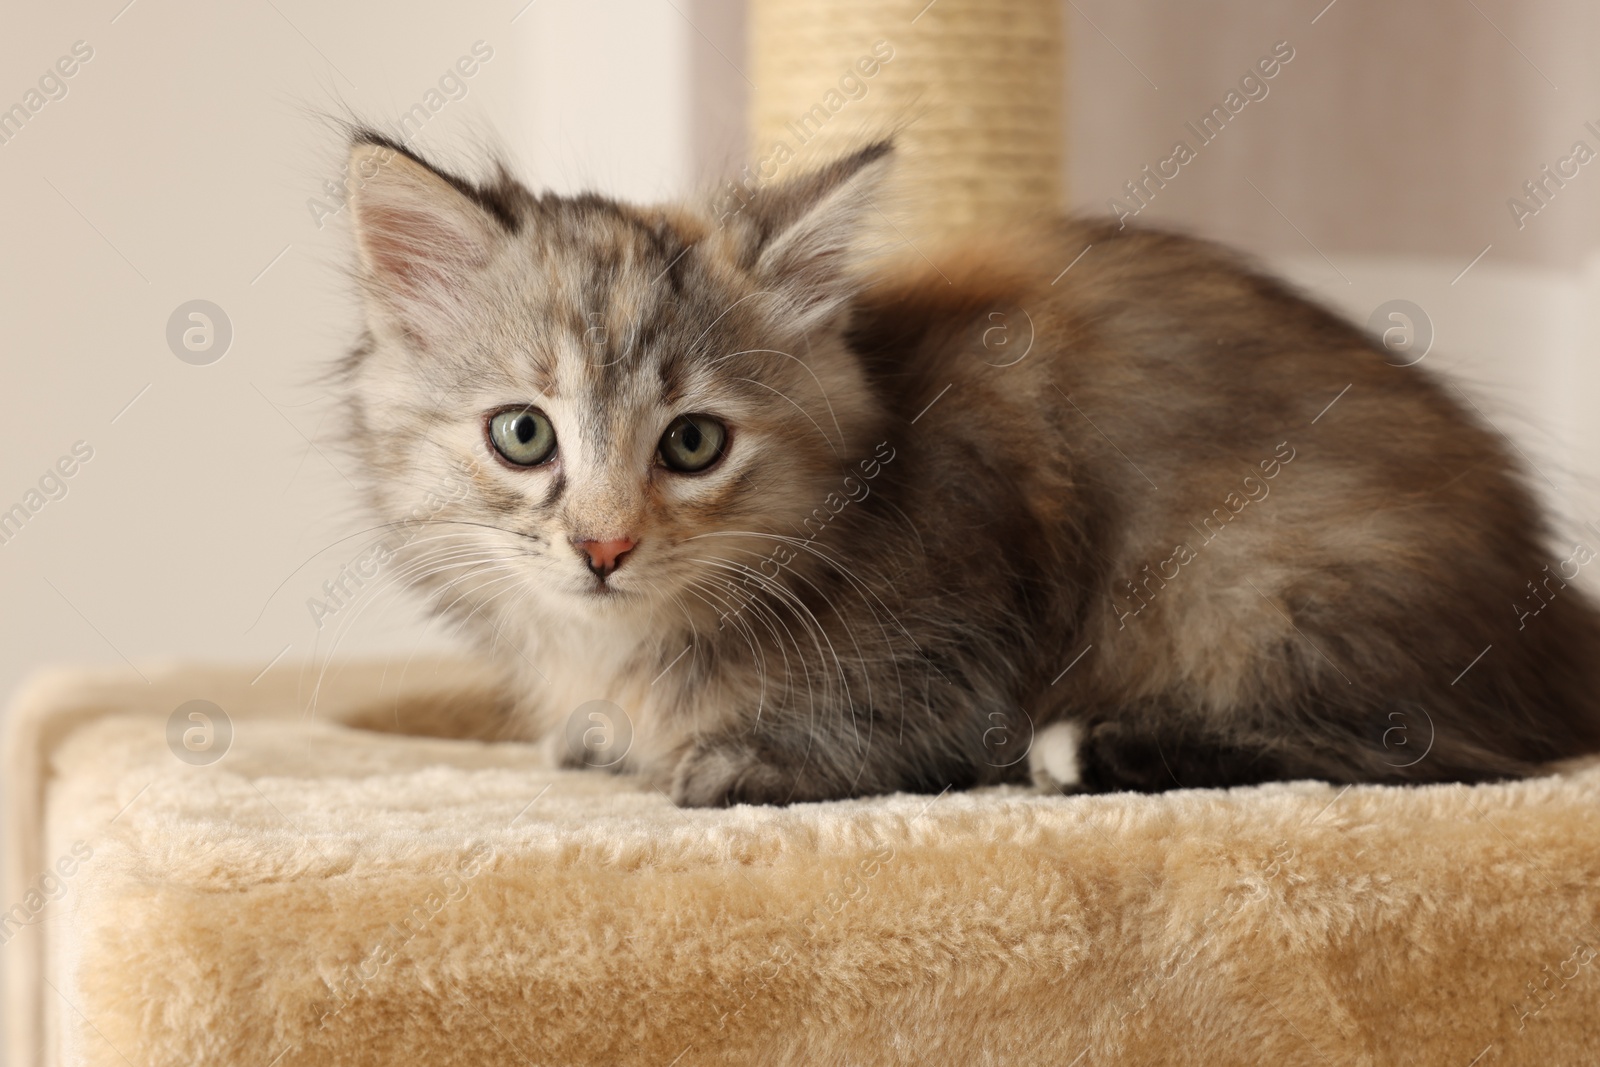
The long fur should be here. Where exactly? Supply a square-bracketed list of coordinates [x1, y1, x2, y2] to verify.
[335, 133, 1600, 806]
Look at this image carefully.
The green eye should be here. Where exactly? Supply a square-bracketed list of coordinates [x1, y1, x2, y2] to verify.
[488, 407, 557, 467]
[659, 414, 727, 473]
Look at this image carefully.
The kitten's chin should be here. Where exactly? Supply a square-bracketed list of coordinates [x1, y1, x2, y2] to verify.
[560, 577, 647, 608]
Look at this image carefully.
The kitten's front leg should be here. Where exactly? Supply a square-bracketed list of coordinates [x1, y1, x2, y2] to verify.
[670, 730, 896, 807]
[670, 737, 806, 807]
[669, 720, 986, 806]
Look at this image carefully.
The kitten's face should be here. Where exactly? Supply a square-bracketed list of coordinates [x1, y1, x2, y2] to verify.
[340, 139, 889, 626]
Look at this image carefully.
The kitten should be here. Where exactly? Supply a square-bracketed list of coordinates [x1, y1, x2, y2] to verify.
[336, 130, 1600, 806]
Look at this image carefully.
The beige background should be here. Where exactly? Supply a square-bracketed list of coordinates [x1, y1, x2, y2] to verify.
[2, 0, 1598, 763]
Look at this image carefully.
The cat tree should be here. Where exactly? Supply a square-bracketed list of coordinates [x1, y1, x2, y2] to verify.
[6, 3, 1600, 1064]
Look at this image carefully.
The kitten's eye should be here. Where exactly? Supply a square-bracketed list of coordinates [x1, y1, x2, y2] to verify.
[487, 408, 557, 467]
[659, 414, 727, 473]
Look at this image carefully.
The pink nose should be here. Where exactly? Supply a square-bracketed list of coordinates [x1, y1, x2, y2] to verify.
[574, 536, 636, 577]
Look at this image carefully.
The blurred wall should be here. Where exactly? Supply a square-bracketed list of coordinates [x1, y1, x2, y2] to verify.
[1068, 0, 1600, 270]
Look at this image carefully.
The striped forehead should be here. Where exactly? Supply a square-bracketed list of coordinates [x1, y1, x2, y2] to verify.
[494, 198, 785, 441]
[515, 201, 709, 400]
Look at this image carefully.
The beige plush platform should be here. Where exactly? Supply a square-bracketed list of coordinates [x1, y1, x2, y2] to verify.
[5, 660, 1600, 1066]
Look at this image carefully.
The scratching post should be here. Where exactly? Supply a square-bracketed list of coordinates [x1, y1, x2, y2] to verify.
[748, 0, 1065, 246]
[8, 662, 1600, 1064]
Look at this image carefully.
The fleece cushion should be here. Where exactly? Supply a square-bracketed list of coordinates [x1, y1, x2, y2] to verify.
[5, 659, 1600, 1067]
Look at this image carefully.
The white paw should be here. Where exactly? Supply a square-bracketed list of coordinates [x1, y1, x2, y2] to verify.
[1030, 720, 1085, 792]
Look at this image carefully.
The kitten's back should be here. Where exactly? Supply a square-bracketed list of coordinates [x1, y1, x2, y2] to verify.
[849, 218, 1600, 788]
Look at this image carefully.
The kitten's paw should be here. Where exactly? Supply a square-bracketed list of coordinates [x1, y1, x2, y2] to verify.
[671, 740, 793, 807]
[540, 730, 588, 771]
[1071, 720, 1189, 792]
[1029, 720, 1086, 793]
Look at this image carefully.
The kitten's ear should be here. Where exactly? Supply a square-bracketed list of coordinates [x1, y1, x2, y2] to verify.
[749, 141, 893, 331]
[346, 141, 505, 347]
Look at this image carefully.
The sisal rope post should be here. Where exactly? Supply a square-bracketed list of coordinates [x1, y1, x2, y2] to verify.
[747, 0, 1065, 251]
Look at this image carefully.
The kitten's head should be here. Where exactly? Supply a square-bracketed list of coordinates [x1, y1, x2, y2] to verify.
[338, 133, 892, 628]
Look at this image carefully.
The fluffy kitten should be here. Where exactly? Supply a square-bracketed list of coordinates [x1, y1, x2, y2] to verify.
[336, 131, 1600, 806]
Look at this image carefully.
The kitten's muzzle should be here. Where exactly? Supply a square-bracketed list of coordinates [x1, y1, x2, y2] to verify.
[573, 536, 636, 579]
